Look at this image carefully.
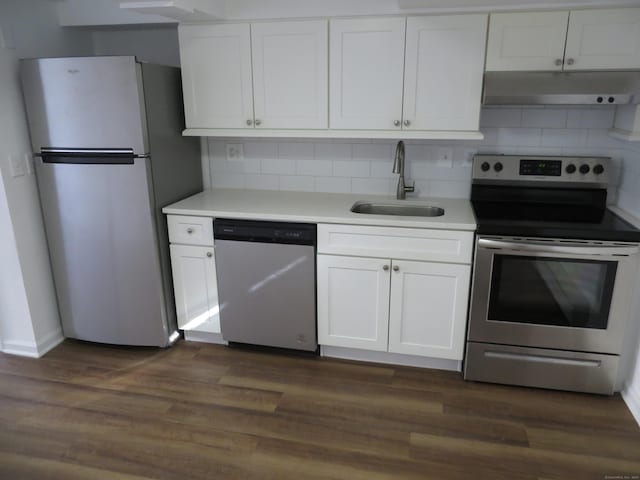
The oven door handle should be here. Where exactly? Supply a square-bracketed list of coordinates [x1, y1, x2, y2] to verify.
[477, 238, 640, 256]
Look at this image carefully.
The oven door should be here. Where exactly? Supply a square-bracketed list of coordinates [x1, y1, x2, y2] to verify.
[468, 236, 639, 354]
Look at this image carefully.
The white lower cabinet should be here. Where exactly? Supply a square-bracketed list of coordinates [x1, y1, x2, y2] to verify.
[317, 254, 471, 360]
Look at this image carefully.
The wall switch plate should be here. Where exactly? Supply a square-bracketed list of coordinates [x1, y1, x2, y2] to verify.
[9, 154, 26, 177]
[0, 26, 15, 50]
[24, 153, 34, 175]
[226, 143, 244, 162]
[436, 147, 453, 168]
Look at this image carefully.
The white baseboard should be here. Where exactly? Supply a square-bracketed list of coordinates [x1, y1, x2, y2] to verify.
[622, 382, 640, 427]
[36, 328, 64, 356]
[184, 330, 227, 345]
[321, 346, 462, 372]
[2, 328, 64, 358]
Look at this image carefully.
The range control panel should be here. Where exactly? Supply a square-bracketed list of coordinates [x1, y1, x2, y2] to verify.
[473, 155, 610, 186]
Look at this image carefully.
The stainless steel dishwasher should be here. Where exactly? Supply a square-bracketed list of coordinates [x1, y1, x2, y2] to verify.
[214, 219, 317, 352]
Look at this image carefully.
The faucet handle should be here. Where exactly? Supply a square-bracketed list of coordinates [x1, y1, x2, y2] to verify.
[405, 181, 415, 193]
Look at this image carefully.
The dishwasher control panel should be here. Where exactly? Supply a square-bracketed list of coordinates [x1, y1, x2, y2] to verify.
[214, 219, 316, 245]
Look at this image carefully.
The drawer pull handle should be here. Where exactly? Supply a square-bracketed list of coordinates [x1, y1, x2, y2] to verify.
[206, 252, 213, 258]
[485, 350, 601, 368]
[186, 228, 194, 234]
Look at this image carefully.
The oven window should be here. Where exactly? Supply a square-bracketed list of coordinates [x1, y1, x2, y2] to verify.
[488, 255, 617, 329]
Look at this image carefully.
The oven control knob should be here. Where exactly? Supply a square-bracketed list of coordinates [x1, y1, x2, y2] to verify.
[565, 164, 576, 174]
[494, 162, 503, 172]
[481, 162, 490, 172]
[593, 164, 604, 175]
[579, 164, 590, 174]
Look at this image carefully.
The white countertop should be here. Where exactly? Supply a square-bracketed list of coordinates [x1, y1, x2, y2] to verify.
[163, 189, 476, 231]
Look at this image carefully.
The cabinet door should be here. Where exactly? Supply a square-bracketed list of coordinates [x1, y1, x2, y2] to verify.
[388, 260, 470, 360]
[329, 17, 406, 130]
[178, 23, 254, 129]
[403, 14, 487, 131]
[317, 254, 390, 351]
[252, 20, 328, 129]
[565, 8, 640, 70]
[485, 11, 569, 71]
[170, 244, 220, 332]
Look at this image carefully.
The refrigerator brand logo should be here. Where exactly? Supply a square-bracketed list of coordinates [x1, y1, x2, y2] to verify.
[67, 69, 79, 74]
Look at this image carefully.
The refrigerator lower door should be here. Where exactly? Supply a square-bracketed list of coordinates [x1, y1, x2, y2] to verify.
[36, 154, 169, 346]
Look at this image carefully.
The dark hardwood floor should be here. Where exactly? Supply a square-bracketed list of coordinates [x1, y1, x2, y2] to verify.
[0, 340, 638, 479]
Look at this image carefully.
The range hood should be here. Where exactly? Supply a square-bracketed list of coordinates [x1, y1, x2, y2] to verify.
[483, 71, 640, 106]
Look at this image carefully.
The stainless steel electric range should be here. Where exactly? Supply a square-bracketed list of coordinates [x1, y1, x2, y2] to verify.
[464, 155, 640, 395]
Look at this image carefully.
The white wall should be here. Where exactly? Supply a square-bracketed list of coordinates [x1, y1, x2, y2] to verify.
[92, 26, 180, 67]
[0, 0, 94, 357]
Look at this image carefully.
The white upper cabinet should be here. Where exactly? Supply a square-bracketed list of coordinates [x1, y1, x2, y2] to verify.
[329, 17, 406, 130]
[564, 9, 640, 71]
[179, 23, 254, 129]
[403, 14, 487, 131]
[486, 8, 640, 72]
[486, 11, 569, 72]
[251, 20, 328, 129]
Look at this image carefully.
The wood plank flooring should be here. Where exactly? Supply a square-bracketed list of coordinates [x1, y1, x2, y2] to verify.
[0, 340, 638, 479]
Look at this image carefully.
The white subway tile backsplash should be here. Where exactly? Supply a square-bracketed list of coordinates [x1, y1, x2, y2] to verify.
[244, 174, 279, 191]
[541, 128, 588, 148]
[480, 108, 522, 128]
[296, 159, 333, 176]
[521, 108, 567, 128]
[278, 142, 314, 159]
[567, 107, 615, 129]
[315, 176, 351, 193]
[205, 107, 625, 199]
[353, 143, 393, 162]
[315, 142, 351, 161]
[261, 158, 296, 175]
[279, 175, 315, 192]
[333, 159, 370, 177]
[352, 178, 393, 195]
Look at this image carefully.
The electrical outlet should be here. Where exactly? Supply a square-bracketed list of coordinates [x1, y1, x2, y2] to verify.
[436, 147, 453, 168]
[9, 154, 26, 177]
[226, 143, 244, 162]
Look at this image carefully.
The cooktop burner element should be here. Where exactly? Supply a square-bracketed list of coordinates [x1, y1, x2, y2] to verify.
[471, 155, 640, 242]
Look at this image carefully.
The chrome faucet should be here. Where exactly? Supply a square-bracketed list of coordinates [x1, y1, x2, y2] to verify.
[392, 140, 415, 200]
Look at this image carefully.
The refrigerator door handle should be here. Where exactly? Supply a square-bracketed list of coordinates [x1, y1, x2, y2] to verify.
[38, 148, 145, 165]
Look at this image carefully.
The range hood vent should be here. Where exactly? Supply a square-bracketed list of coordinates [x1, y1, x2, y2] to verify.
[483, 71, 640, 106]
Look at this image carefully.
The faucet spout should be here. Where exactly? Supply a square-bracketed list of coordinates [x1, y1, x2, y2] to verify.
[392, 141, 414, 200]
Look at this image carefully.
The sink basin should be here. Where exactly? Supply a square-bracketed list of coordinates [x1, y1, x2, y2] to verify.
[350, 201, 445, 217]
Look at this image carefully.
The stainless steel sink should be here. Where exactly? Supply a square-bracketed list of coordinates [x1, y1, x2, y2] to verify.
[350, 201, 445, 217]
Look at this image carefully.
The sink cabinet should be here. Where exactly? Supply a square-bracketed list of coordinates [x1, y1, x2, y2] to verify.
[316, 224, 473, 360]
[486, 8, 640, 71]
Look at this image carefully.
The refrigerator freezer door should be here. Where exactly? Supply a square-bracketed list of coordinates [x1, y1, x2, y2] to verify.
[20, 56, 148, 155]
[35, 156, 169, 346]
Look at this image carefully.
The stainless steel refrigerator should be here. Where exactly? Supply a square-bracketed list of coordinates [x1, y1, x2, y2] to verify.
[20, 56, 202, 347]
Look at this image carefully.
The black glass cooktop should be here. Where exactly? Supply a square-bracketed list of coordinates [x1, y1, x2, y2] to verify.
[471, 185, 640, 242]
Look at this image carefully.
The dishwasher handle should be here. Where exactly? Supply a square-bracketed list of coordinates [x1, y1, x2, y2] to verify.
[214, 219, 316, 246]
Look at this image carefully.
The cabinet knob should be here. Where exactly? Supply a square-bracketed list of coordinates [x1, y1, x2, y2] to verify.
[186, 228, 194, 234]
[554, 58, 563, 66]
[393, 120, 400, 127]
[246, 119, 253, 126]
[206, 252, 213, 258]
[255, 119, 262, 126]
[393, 265, 399, 272]
[403, 120, 411, 127]
[566, 58, 575, 66]
[383, 265, 390, 271]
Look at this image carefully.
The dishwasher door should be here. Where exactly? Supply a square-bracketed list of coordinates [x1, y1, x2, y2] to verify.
[215, 239, 317, 351]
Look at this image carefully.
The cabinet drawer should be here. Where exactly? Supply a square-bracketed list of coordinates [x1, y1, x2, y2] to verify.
[318, 224, 473, 264]
[167, 215, 214, 246]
